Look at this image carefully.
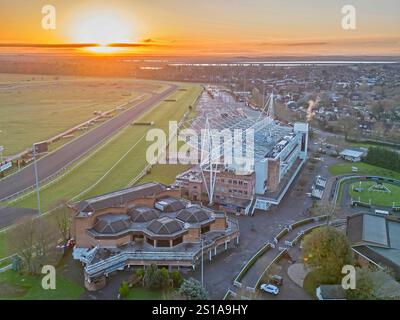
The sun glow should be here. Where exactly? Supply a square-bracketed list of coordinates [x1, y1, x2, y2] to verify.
[83, 46, 127, 54]
[69, 9, 136, 53]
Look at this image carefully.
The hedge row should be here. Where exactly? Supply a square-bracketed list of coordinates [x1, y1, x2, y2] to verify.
[235, 243, 272, 283]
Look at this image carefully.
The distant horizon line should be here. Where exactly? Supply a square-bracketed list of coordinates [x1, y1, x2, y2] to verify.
[0, 52, 398, 59]
[0, 42, 155, 48]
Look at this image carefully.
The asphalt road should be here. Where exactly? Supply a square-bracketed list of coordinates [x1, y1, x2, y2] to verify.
[0, 83, 177, 201]
[0, 206, 38, 229]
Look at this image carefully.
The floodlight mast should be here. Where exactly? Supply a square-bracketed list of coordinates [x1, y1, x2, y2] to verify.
[200, 117, 219, 205]
[32, 144, 41, 215]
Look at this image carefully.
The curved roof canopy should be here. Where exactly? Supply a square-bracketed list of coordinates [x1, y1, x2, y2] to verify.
[147, 217, 183, 235]
[128, 206, 160, 223]
[176, 207, 210, 223]
[93, 214, 131, 234]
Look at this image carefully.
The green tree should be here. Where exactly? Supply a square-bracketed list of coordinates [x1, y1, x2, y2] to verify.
[143, 264, 169, 290]
[178, 278, 209, 300]
[301, 226, 353, 283]
[364, 147, 400, 173]
[159, 267, 170, 288]
[171, 270, 184, 288]
[119, 281, 130, 299]
[136, 267, 145, 281]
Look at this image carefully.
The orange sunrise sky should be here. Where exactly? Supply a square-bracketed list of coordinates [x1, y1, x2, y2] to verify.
[0, 0, 399, 56]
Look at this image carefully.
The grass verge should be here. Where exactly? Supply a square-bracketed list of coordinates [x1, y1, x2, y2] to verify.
[328, 162, 400, 180]
[0, 270, 84, 300]
[127, 287, 167, 300]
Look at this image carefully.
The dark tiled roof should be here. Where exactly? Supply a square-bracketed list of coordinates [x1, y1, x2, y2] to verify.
[346, 213, 364, 245]
[347, 213, 389, 247]
[318, 285, 346, 300]
[128, 206, 160, 222]
[155, 196, 186, 212]
[76, 182, 167, 215]
[147, 217, 183, 235]
[176, 206, 210, 223]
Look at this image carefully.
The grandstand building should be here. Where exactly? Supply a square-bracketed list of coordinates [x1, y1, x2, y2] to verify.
[71, 182, 239, 291]
[176, 122, 309, 215]
[174, 89, 310, 215]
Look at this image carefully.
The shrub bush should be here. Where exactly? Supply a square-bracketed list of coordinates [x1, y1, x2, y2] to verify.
[178, 278, 208, 300]
[119, 281, 130, 299]
[171, 270, 184, 288]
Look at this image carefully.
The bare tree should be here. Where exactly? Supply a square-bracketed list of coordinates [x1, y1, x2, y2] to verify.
[326, 135, 346, 154]
[49, 199, 73, 243]
[6, 216, 36, 273]
[337, 116, 354, 139]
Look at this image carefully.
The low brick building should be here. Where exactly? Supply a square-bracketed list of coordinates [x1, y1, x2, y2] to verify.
[346, 213, 400, 278]
[71, 182, 239, 291]
[177, 168, 255, 215]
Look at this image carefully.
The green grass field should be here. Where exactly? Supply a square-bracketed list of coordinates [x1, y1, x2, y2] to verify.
[9, 83, 202, 211]
[328, 162, 400, 180]
[349, 181, 400, 206]
[0, 270, 84, 300]
[127, 287, 166, 300]
[0, 234, 5, 258]
[0, 74, 164, 156]
[137, 164, 190, 185]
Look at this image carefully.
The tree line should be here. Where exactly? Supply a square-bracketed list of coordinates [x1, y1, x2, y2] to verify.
[364, 147, 400, 173]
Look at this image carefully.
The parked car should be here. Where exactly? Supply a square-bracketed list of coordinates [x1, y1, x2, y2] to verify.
[270, 275, 283, 286]
[260, 284, 279, 295]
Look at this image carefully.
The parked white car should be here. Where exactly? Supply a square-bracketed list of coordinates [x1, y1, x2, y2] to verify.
[260, 284, 279, 295]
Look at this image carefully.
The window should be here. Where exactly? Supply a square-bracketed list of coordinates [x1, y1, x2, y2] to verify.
[132, 235, 143, 241]
[233, 180, 237, 185]
[157, 240, 170, 247]
[146, 237, 154, 246]
[201, 225, 210, 234]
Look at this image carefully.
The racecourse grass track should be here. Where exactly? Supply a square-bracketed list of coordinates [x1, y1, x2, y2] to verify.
[349, 180, 400, 206]
[0, 74, 165, 156]
[9, 83, 202, 211]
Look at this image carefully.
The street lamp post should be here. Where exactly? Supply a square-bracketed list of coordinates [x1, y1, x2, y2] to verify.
[0, 145, 4, 164]
[201, 237, 204, 286]
[33, 144, 41, 215]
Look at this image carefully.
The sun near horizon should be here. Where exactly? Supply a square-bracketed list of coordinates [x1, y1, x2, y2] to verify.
[68, 9, 137, 54]
[0, 0, 399, 56]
